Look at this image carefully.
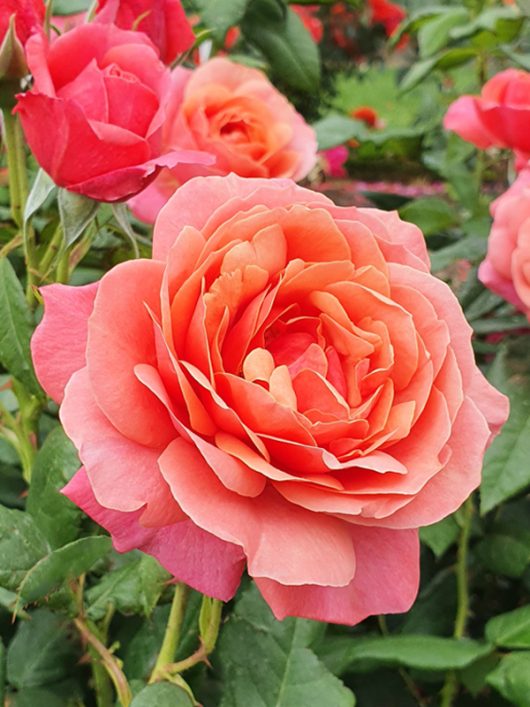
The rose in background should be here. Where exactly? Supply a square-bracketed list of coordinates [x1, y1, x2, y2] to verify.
[95, 0, 195, 65]
[369, 0, 406, 39]
[15, 23, 213, 202]
[33, 174, 507, 625]
[0, 0, 44, 80]
[444, 68, 530, 168]
[129, 57, 317, 223]
[320, 145, 349, 178]
[479, 169, 530, 319]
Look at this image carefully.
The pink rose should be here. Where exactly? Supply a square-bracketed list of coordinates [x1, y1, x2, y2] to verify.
[479, 169, 530, 316]
[444, 69, 530, 161]
[15, 24, 213, 201]
[129, 58, 317, 223]
[95, 0, 194, 64]
[32, 175, 507, 625]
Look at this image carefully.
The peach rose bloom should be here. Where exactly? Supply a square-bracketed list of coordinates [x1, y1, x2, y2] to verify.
[479, 170, 530, 316]
[129, 58, 317, 223]
[32, 175, 508, 625]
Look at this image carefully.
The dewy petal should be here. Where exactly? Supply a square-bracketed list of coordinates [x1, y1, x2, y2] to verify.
[31, 282, 98, 403]
[159, 437, 356, 587]
[255, 526, 419, 625]
[62, 468, 245, 601]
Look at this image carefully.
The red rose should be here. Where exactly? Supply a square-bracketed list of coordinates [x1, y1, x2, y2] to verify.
[368, 0, 406, 37]
[15, 24, 213, 201]
[444, 69, 530, 162]
[33, 175, 508, 624]
[0, 0, 44, 79]
[95, 0, 194, 64]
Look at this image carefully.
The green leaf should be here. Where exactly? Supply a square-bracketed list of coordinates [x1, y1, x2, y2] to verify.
[18, 536, 111, 603]
[481, 344, 530, 514]
[429, 235, 487, 272]
[0, 463, 25, 509]
[487, 652, 530, 707]
[196, 0, 251, 38]
[0, 587, 28, 618]
[86, 553, 169, 621]
[417, 9, 469, 57]
[0, 507, 49, 591]
[219, 584, 354, 707]
[58, 189, 99, 247]
[52, 0, 91, 15]
[312, 114, 364, 151]
[401, 48, 477, 91]
[450, 7, 523, 43]
[6, 609, 79, 688]
[399, 197, 457, 237]
[486, 605, 530, 649]
[242, 7, 320, 93]
[319, 635, 492, 676]
[420, 514, 460, 557]
[0, 258, 41, 395]
[23, 169, 56, 224]
[26, 427, 82, 548]
[477, 532, 530, 578]
[131, 683, 194, 707]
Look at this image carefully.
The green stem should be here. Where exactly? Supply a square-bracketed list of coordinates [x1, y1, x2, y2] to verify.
[153, 596, 223, 685]
[2, 109, 23, 227]
[74, 618, 132, 707]
[149, 583, 189, 683]
[440, 497, 474, 707]
[38, 223, 64, 280]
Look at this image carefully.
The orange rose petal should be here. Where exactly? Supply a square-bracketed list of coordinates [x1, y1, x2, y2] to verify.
[255, 526, 418, 624]
[87, 259, 175, 447]
[159, 438, 356, 587]
[215, 372, 313, 445]
[328, 281, 418, 390]
[357, 398, 490, 528]
[61, 368, 184, 525]
[292, 369, 349, 419]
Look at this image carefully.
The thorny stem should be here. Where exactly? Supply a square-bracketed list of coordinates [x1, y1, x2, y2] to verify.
[74, 617, 132, 707]
[153, 596, 223, 685]
[149, 583, 189, 683]
[440, 496, 474, 707]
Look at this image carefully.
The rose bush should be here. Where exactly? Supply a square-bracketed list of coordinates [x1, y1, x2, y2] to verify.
[0, 0, 44, 80]
[479, 169, 530, 318]
[95, 0, 195, 65]
[444, 68, 530, 164]
[15, 23, 213, 201]
[32, 175, 508, 625]
[129, 58, 317, 222]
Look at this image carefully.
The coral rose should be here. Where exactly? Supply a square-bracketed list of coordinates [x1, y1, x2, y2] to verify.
[95, 0, 194, 65]
[479, 170, 530, 317]
[444, 69, 530, 163]
[129, 58, 317, 223]
[32, 175, 508, 625]
[15, 24, 213, 201]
